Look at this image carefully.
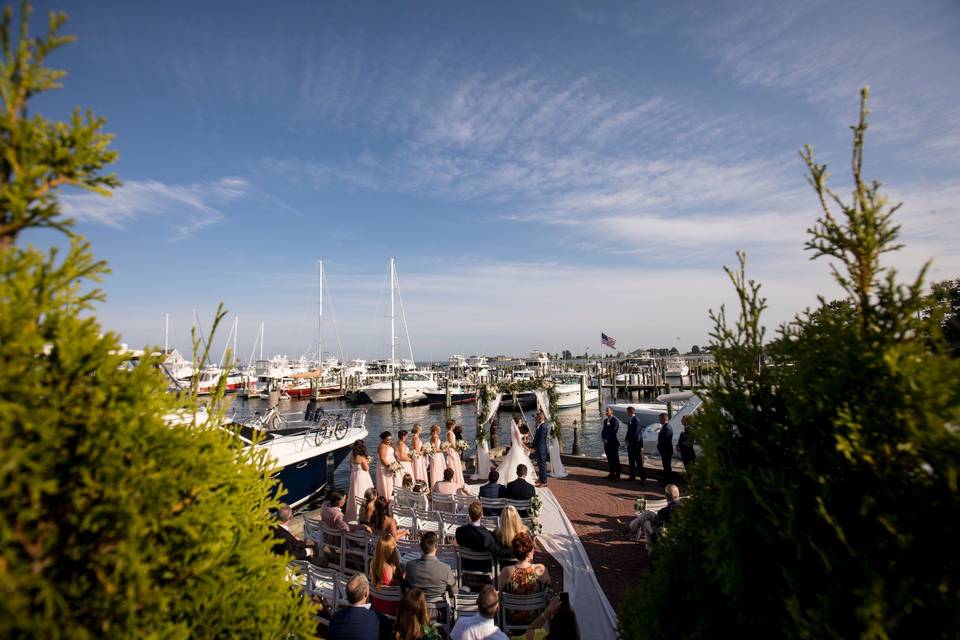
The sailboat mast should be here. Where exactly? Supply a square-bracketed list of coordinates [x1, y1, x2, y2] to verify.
[318, 260, 324, 365]
[260, 321, 264, 361]
[390, 257, 396, 372]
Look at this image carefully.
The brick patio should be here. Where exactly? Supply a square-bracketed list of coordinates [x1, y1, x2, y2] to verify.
[546, 465, 669, 609]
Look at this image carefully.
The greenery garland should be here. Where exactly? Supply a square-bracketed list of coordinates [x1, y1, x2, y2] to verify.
[475, 379, 563, 444]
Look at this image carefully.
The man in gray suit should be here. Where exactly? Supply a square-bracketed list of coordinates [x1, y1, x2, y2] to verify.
[402, 531, 455, 604]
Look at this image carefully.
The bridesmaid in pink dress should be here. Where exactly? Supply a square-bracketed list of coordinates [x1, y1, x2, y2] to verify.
[375, 431, 398, 502]
[410, 423, 429, 485]
[345, 440, 374, 522]
[445, 419, 465, 488]
[428, 424, 447, 488]
[395, 430, 415, 483]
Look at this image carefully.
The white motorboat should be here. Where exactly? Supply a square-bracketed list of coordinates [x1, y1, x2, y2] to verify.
[362, 370, 439, 404]
[664, 356, 689, 377]
[549, 372, 599, 408]
[608, 402, 668, 427]
[642, 391, 703, 458]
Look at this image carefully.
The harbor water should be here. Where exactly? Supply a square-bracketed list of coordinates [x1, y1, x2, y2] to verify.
[233, 394, 623, 492]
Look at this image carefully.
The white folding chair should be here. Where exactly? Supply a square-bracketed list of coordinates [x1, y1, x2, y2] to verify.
[457, 549, 496, 590]
[505, 498, 532, 516]
[500, 591, 547, 637]
[453, 591, 479, 624]
[481, 515, 499, 531]
[340, 530, 369, 576]
[393, 505, 417, 534]
[452, 494, 473, 512]
[479, 496, 505, 516]
[302, 515, 324, 546]
[414, 508, 442, 536]
[369, 584, 402, 621]
[432, 494, 456, 514]
[320, 525, 344, 568]
[440, 511, 470, 541]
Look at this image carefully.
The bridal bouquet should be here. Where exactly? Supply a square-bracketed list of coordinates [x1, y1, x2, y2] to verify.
[454, 440, 470, 453]
[409, 448, 422, 460]
[421, 443, 435, 455]
[389, 461, 404, 476]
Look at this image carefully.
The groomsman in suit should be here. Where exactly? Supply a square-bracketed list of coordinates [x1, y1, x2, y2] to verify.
[625, 406, 646, 483]
[602, 406, 621, 482]
[531, 410, 550, 486]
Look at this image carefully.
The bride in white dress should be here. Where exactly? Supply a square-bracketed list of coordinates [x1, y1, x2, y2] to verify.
[498, 415, 532, 485]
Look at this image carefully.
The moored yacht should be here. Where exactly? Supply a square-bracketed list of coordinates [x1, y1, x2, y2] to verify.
[548, 372, 599, 408]
[362, 370, 439, 404]
[664, 356, 689, 377]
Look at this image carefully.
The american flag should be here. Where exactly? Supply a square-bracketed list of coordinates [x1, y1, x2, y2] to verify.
[601, 332, 616, 348]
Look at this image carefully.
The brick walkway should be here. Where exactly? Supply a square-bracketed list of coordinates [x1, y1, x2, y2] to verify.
[546, 466, 667, 609]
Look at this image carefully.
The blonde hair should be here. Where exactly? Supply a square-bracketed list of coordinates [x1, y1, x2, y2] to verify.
[412, 423, 422, 434]
[495, 505, 528, 548]
[370, 533, 401, 588]
[431, 424, 440, 435]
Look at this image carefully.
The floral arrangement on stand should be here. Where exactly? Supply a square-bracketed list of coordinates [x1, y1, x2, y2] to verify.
[476, 380, 562, 446]
[529, 495, 544, 534]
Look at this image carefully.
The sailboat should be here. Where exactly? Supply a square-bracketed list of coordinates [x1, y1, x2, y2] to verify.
[360, 258, 439, 404]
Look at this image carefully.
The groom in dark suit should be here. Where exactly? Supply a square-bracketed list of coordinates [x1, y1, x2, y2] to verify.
[532, 410, 550, 486]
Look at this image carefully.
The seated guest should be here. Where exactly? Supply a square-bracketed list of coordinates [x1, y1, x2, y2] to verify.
[617, 484, 681, 547]
[497, 532, 551, 625]
[402, 473, 415, 490]
[432, 467, 467, 496]
[321, 489, 367, 533]
[402, 531, 455, 604]
[329, 573, 381, 640]
[370, 533, 403, 617]
[271, 504, 323, 564]
[371, 496, 409, 539]
[450, 585, 508, 640]
[494, 505, 529, 549]
[359, 487, 378, 526]
[523, 594, 581, 640]
[504, 464, 535, 515]
[395, 474, 425, 509]
[393, 587, 441, 640]
[455, 501, 512, 573]
[478, 470, 505, 500]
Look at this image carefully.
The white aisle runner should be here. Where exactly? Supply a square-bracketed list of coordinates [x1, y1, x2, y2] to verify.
[536, 488, 618, 640]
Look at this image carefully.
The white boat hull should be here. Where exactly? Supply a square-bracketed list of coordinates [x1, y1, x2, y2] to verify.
[362, 380, 438, 404]
[554, 385, 600, 408]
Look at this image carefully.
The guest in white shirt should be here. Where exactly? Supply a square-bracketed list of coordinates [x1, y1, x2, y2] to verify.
[450, 585, 509, 640]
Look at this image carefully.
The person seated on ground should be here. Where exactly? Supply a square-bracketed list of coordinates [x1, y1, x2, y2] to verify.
[432, 467, 467, 496]
[370, 533, 404, 617]
[329, 573, 382, 640]
[478, 470, 505, 500]
[616, 483, 682, 547]
[371, 496, 410, 539]
[393, 587, 441, 640]
[450, 585, 509, 640]
[271, 503, 324, 565]
[494, 505, 529, 550]
[359, 487, 378, 527]
[322, 489, 369, 533]
[523, 594, 581, 640]
[455, 501, 512, 576]
[402, 531, 455, 605]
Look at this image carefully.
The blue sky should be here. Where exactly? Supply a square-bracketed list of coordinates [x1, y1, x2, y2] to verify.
[27, 0, 960, 360]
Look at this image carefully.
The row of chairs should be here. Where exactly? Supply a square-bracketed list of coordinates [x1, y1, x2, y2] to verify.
[290, 560, 549, 637]
[391, 488, 533, 517]
[302, 518, 523, 589]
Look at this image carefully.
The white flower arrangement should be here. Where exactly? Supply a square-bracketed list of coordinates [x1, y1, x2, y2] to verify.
[454, 440, 470, 453]
[409, 448, 422, 460]
[389, 461, 404, 476]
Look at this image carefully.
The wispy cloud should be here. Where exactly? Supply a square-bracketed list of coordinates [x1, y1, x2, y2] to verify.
[62, 177, 253, 239]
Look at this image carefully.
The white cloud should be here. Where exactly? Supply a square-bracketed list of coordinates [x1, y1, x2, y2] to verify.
[62, 176, 252, 239]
